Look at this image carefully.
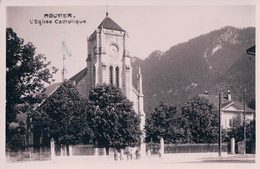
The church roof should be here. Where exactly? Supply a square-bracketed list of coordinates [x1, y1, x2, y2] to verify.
[43, 67, 88, 97]
[37, 67, 88, 109]
[98, 15, 125, 32]
[44, 82, 61, 96]
[70, 67, 88, 84]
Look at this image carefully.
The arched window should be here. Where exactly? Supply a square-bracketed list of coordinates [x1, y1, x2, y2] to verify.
[109, 66, 113, 84]
[116, 67, 119, 87]
[93, 65, 96, 84]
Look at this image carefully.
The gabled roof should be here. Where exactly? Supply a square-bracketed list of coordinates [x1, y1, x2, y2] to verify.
[98, 16, 125, 32]
[45, 67, 88, 95]
[199, 94, 255, 113]
[199, 94, 230, 108]
[40, 67, 88, 108]
[70, 67, 88, 84]
[223, 101, 255, 113]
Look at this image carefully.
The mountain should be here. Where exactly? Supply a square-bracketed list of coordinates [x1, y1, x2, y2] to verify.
[131, 26, 255, 114]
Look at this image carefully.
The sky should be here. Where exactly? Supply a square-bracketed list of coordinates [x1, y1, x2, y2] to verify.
[6, 5, 255, 82]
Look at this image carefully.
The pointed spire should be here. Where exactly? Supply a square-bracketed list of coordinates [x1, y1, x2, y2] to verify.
[96, 6, 125, 32]
[137, 67, 144, 96]
[138, 67, 141, 75]
[98, 16, 125, 32]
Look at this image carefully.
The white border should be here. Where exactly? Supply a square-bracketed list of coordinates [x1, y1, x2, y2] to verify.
[3, 0, 258, 6]
[1, 0, 259, 168]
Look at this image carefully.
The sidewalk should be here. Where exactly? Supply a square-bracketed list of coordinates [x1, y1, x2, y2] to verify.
[3, 153, 256, 169]
[201, 154, 255, 163]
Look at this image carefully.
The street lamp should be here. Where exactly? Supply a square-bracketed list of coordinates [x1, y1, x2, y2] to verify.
[218, 92, 222, 157]
[243, 89, 247, 155]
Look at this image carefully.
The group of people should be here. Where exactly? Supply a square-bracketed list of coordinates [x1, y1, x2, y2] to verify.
[125, 147, 141, 160]
[114, 145, 163, 161]
[114, 147, 141, 161]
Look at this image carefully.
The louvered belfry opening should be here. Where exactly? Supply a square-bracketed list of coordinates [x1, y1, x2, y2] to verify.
[109, 66, 113, 85]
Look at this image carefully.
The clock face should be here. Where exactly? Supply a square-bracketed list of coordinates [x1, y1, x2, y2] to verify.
[109, 44, 119, 57]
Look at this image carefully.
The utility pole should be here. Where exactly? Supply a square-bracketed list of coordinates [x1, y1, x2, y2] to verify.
[61, 39, 72, 82]
[62, 53, 66, 82]
[218, 92, 222, 157]
[243, 89, 246, 154]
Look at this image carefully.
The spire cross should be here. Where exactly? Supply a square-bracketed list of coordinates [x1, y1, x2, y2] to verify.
[106, 6, 109, 17]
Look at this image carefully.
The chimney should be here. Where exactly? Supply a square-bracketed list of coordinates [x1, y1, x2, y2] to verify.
[227, 90, 231, 101]
[204, 91, 208, 95]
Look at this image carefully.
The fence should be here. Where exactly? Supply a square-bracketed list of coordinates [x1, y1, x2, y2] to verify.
[6, 147, 51, 162]
[70, 145, 94, 156]
[6, 145, 113, 162]
[226, 140, 255, 154]
[7, 143, 233, 162]
[163, 143, 228, 154]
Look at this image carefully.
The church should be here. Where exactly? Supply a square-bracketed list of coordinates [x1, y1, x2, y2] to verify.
[43, 13, 146, 154]
[71, 12, 145, 119]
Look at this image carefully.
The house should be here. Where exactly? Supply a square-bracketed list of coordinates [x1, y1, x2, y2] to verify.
[199, 90, 255, 129]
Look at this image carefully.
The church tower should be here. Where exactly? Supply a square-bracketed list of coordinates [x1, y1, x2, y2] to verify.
[86, 13, 146, 155]
[86, 12, 132, 99]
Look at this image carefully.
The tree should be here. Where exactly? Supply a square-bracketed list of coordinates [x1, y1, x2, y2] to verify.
[224, 115, 255, 143]
[6, 28, 57, 149]
[222, 115, 242, 142]
[181, 96, 219, 143]
[89, 84, 141, 154]
[8, 132, 26, 152]
[145, 102, 191, 144]
[7, 122, 26, 152]
[33, 81, 94, 149]
[247, 98, 255, 110]
[246, 119, 255, 142]
[6, 27, 57, 123]
[7, 104, 28, 151]
[223, 117, 255, 153]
